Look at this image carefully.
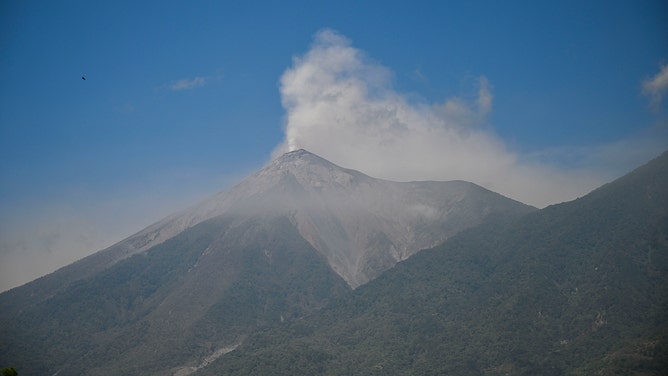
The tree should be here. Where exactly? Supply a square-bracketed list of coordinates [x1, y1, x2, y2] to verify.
[0, 368, 17, 376]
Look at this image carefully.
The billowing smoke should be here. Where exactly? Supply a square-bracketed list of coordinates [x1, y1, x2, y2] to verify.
[273, 29, 661, 207]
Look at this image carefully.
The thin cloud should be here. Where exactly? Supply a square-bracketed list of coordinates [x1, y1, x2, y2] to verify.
[643, 63, 668, 111]
[168, 76, 209, 91]
[273, 29, 664, 208]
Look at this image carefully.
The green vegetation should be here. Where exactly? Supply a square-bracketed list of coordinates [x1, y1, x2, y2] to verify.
[2, 152, 667, 375]
[199, 152, 668, 375]
[0, 215, 349, 375]
[1, 368, 17, 376]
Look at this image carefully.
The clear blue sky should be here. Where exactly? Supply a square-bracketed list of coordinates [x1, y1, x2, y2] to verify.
[1, 0, 667, 290]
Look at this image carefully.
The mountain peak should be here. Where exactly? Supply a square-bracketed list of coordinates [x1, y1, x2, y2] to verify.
[252, 149, 364, 193]
[284, 148, 312, 157]
[272, 148, 339, 169]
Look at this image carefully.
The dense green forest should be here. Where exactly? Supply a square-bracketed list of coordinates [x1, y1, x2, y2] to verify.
[200, 152, 668, 375]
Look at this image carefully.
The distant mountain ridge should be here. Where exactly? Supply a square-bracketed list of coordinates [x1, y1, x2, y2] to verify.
[0, 149, 534, 375]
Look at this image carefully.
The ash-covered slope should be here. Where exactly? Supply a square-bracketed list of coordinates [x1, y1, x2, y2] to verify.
[191, 149, 536, 287]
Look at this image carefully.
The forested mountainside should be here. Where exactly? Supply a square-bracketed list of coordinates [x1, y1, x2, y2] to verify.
[202, 151, 668, 375]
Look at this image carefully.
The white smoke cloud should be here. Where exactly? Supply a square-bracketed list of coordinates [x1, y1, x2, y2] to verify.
[273, 29, 650, 208]
[643, 63, 668, 111]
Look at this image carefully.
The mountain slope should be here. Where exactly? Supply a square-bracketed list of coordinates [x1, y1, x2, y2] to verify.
[0, 149, 534, 302]
[0, 150, 533, 375]
[180, 149, 535, 287]
[0, 214, 351, 375]
[203, 150, 668, 375]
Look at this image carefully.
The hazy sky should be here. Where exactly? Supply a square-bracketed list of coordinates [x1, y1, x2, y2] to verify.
[1, 0, 667, 291]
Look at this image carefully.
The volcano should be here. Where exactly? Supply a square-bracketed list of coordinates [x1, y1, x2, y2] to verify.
[0, 149, 535, 375]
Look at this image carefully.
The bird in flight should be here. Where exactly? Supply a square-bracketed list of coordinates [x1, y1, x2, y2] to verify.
[82, 75, 86, 80]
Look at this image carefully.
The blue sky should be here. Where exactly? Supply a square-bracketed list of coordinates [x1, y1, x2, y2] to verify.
[1, 0, 667, 291]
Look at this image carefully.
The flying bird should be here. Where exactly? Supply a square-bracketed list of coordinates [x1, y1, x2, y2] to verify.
[82, 75, 86, 80]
